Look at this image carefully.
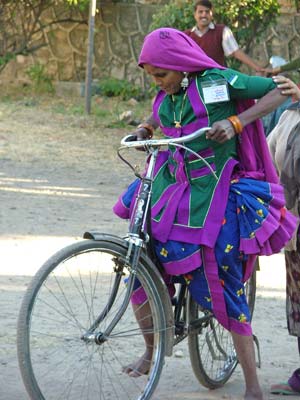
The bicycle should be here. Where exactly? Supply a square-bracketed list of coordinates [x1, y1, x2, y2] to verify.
[17, 128, 257, 400]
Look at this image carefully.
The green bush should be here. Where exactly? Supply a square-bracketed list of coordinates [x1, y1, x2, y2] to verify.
[26, 63, 54, 94]
[0, 53, 15, 67]
[97, 78, 143, 100]
[65, 0, 89, 11]
[150, 1, 194, 32]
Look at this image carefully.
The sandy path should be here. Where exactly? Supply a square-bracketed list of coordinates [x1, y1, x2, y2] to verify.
[0, 99, 298, 399]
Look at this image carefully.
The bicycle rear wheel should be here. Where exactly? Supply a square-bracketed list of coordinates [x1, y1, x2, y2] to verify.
[17, 238, 168, 400]
[187, 269, 257, 389]
[187, 299, 237, 389]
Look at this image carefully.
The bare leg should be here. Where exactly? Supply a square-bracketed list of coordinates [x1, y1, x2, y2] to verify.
[122, 301, 154, 377]
[231, 332, 264, 400]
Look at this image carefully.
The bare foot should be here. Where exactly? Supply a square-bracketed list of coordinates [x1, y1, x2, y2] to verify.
[244, 390, 264, 400]
[122, 350, 152, 378]
[270, 382, 299, 395]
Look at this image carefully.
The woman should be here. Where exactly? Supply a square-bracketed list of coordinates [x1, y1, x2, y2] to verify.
[113, 28, 297, 400]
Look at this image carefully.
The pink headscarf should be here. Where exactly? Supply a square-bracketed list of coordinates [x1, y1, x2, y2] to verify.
[138, 27, 224, 72]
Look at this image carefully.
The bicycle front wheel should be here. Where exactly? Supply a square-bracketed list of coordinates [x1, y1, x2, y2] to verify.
[17, 238, 167, 400]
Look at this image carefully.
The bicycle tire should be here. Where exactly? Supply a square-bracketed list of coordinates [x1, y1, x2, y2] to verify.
[187, 265, 257, 389]
[17, 238, 168, 400]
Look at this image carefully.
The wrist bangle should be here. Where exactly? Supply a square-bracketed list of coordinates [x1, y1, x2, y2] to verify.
[137, 123, 154, 138]
[227, 115, 243, 135]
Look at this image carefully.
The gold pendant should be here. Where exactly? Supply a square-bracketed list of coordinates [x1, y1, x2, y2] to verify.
[174, 121, 181, 128]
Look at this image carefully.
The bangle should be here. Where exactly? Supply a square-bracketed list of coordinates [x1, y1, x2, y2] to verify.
[137, 123, 154, 138]
[227, 115, 243, 135]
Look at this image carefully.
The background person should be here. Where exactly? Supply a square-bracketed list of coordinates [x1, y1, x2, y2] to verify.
[260, 57, 300, 135]
[113, 28, 297, 400]
[184, 0, 263, 71]
[267, 81, 300, 396]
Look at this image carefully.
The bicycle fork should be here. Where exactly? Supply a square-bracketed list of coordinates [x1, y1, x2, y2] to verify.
[82, 178, 155, 345]
[80, 239, 143, 345]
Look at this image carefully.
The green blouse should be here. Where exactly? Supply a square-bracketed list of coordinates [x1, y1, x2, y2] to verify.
[151, 69, 277, 231]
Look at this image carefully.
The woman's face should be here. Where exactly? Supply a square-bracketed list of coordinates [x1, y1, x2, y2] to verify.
[143, 64, 183, 94]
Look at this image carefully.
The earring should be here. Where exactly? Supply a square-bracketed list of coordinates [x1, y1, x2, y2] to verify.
[181, 72, 189, 89]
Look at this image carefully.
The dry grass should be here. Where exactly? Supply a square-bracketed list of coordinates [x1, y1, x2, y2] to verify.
[0, 86, 152, 168]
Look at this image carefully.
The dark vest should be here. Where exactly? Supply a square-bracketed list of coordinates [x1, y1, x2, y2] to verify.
[184, 24, 226, 67]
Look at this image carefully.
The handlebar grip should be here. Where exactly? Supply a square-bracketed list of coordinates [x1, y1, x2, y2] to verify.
[122, 134, 138, 142]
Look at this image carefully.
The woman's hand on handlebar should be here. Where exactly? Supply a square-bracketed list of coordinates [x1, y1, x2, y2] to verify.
[130, 117, 157, 148]
[128, 127, 152, 151]
[135, 127, 152, 141]
[206, 120, 236, 143]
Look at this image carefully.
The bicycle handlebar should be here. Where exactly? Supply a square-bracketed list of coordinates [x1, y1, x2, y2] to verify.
[120, 127, 211, 148]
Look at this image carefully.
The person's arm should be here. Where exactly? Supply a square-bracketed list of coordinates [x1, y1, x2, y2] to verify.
[238, 87, 288, 125]
[222, 26, 263, 73]
[279, 57, 300, 73]
[263, 57, 300, 76]
[206, 87, 288, 143]
[231, 49, 263, 73]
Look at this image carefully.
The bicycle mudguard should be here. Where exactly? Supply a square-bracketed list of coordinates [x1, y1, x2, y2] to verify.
[83, 230, 175, 356]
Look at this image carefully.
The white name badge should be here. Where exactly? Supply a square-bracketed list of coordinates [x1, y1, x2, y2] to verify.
[201, 79, 230, 104]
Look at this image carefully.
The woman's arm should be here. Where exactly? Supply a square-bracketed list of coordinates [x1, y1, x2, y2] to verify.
[238, 87, 287, 126]
[207, 86, 288, 143]
[231, 49, 263, 73]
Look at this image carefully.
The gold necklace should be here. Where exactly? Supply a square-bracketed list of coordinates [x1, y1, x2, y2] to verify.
[171, 91, 188, 128]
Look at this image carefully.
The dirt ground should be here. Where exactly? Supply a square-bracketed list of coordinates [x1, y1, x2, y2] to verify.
[0, 92, 299, 400]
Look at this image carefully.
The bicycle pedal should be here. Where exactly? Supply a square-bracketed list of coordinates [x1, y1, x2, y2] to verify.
[174, 321, 185, 336]
[253, 334, 261, 368]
